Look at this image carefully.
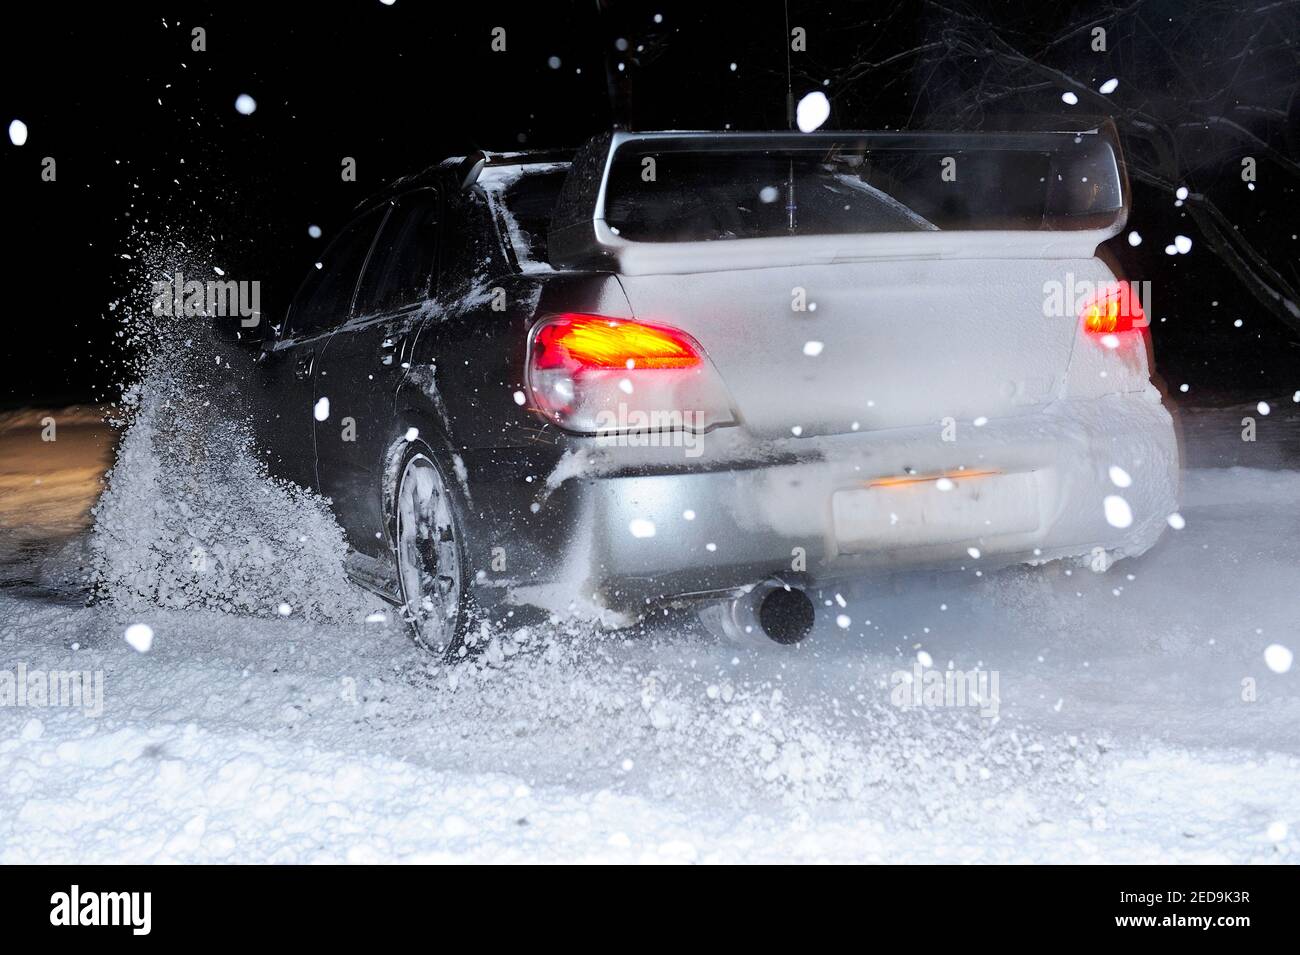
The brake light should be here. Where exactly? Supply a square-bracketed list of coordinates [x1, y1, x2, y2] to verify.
[534, 315, 702, 370]
[526, 313, 735, 435]
[1080, 281, 1144, 334]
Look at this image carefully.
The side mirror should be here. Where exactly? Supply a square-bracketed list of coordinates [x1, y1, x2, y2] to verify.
[459, 150, 487, 190]
[211, 312, 268, 347]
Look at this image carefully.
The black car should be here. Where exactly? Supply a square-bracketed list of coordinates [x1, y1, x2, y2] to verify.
[226, 129, 1177, 655]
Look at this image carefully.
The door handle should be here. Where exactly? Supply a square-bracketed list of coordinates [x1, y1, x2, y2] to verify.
[294, 351, 315, 380]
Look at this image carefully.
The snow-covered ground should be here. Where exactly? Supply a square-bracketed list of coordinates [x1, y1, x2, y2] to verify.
[0, 404, 1298, 863]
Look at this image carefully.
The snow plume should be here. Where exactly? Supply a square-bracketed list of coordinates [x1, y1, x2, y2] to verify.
[89, 234, 365, 622]
[415, 626, 1100, 814]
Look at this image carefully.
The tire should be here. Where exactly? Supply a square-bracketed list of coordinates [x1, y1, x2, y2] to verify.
[393, 449, 472, 656]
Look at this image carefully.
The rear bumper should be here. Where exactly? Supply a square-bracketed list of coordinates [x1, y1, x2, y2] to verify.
[471, 391, 1180, 619]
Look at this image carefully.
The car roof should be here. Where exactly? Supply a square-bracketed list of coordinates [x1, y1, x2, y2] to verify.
[352, 147, 575, 214]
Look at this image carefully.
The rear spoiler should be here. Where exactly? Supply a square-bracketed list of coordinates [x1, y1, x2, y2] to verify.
[548, 127, 1129, 275]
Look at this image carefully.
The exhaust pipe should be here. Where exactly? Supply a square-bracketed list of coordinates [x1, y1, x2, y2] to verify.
[699, 578, 815, 646]
[757, 584, 816, 644]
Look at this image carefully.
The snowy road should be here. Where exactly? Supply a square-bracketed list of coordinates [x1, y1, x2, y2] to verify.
[0, 406, 1298, 863]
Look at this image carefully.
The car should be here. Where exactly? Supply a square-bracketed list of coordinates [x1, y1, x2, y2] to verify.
[227, 124, 1180, 653]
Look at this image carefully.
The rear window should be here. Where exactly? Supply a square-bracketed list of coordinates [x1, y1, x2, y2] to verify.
[602, 134, 1124, 242]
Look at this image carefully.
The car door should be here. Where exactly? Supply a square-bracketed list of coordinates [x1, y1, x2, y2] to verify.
[252, 206, 389, 492]
[313, 187, 441, 556]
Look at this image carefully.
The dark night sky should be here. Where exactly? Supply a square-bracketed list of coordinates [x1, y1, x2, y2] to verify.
[2, 0, 1296, 407]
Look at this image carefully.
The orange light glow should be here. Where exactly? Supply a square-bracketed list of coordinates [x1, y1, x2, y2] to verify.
[534, 315, 702, 370]
[867, 469, 1002, 489]
[1080, 281, 1144, 334]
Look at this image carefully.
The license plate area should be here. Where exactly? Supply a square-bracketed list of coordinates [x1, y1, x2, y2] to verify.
[832, 471, 1040, 553]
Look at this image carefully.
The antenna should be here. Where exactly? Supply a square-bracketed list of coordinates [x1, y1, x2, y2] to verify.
[783, 0, 797, 232]
[783, 0, 794, 129]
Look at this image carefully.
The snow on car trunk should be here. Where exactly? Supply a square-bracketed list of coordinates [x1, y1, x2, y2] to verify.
[617, 255, 1115, 437]
[552, 126, 1133, 437]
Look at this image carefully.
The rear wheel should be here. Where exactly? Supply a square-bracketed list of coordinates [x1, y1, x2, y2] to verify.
[394, 451, 470, 656]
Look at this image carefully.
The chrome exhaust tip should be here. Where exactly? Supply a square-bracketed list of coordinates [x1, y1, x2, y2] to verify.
[699, 578, 815, 646]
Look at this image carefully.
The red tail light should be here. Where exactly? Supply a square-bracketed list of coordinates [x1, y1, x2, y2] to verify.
[533, 315, 702, 370]
[526, 313, 734, 434]
[1080, 281, 1144, 334]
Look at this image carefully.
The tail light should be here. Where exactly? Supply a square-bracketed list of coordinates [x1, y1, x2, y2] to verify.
[1080, 281, 1145, 335]
[533, 317, 701, 371]
[527, 313, 736, 434]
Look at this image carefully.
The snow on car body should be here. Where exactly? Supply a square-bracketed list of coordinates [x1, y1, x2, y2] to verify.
[245, 124, 1179, 650]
